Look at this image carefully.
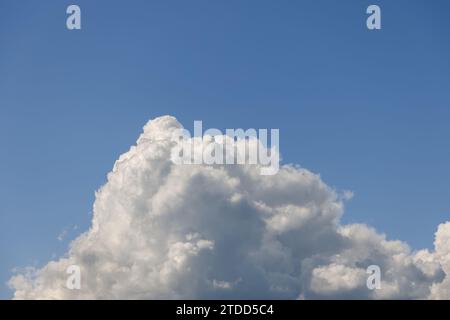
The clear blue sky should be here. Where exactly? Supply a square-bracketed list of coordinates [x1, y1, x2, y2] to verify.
[1, 0, 450, 299]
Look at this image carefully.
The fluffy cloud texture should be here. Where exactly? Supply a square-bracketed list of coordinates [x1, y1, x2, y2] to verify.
[9, 116, 450, 299]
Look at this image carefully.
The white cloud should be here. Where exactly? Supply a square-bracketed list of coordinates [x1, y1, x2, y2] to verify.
[429, 222, 450, 299]
[310, 263, 366, 295]
[8, 116, 450, 299]
[57, 229, 68, 242]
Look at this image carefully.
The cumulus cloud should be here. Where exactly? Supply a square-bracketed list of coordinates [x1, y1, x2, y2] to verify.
[8, 116, 450, 299]
[429, 223, 450, 299]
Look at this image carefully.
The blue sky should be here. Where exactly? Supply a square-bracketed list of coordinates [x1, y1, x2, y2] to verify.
[1, 0, 450, 299]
